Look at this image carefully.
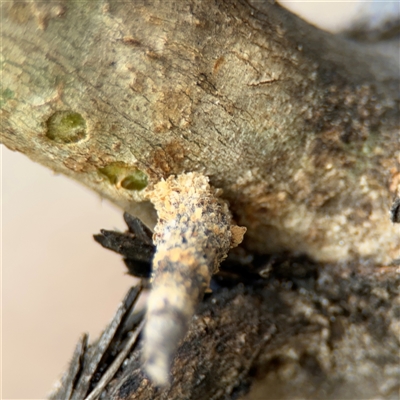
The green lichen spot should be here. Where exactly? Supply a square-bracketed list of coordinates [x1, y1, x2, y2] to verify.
[98, 162, 148, 191]
[98, 162, 127, 185]
[121, 170, 148, 191]
[0, 88, 15, 108]
[46, 110, 87, 144]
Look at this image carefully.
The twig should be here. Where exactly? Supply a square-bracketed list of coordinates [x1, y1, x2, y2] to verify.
[84, 320, 145, 400]
[144, 172, 246, 385]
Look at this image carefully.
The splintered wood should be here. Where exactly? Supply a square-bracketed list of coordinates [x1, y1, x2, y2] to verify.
[144, 172, 246, 385]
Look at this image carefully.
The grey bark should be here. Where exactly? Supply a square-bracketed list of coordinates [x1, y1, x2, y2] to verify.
[2, 0, 399, 263]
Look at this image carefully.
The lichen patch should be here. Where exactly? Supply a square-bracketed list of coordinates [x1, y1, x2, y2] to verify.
[143, 172, 246, 385]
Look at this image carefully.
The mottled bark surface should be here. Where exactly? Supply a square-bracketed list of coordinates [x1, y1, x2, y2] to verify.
[2, 0, 399, 262]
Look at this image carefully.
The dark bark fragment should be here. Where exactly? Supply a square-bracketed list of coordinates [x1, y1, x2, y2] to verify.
[50, 254, 400, 400]
[49, 285, 143, 400]
[50, 333, 89, 400]
[94, 213, 154, 278]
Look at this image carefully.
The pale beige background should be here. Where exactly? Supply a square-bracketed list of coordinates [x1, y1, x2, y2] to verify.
[4, 1, 393, 399]
[2, 147, 134, 399]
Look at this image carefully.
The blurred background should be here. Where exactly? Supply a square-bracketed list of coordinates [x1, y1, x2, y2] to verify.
[2, 2, 398, 399]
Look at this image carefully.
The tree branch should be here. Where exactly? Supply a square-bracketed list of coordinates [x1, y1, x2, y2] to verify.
[2, 0, 399, 263]
[2, 1, 399, 398]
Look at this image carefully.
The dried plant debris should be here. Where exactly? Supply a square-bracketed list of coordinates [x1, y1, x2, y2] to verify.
[49, 285, 143, 400]
[50, 333, 89, 400]
[94, 213, 154, 278]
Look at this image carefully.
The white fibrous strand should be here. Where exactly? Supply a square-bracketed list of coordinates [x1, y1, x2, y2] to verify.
[143, 172, 246, 386]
